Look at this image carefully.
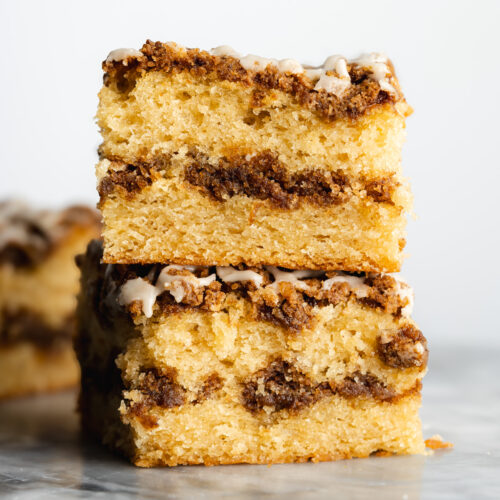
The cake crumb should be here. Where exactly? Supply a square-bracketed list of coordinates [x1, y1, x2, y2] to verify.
[425, 434, 453, 450]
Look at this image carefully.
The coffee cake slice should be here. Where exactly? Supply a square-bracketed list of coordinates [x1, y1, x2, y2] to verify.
[77, 240, 426, 466]
[97, 41, 412, 272]
[0, 202, 101, 398]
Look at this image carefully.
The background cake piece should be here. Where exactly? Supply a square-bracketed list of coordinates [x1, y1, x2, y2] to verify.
[77, 240, 426, 466]
[0, 201, 101, 398]
[97, 41, 412, 272]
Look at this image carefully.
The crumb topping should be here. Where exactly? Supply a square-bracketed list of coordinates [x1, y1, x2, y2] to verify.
[81, 240, 414, 335]
[117, 262, 414, 329]
[102, 41, 406, 123]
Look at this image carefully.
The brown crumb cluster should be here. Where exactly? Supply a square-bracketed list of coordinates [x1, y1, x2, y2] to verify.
[241, 359, 401, 414]
[98, 153, 397, 208]
[103, 40, 400, 123]
[242, 359, 319, 413]
[365, 177, 397, 204]
[97, 156, 171, 206]
[133, 367, 186, 409]
[336, 372, 396, 401]
[127, 369, 225, 426]
[253, 282, 316, 332]
[377, 325, 428, 368]
[360, 274, 410, 316]
[154, 279, 226, 316]
[0, 308, 74, 351]
[251, 279, 353, 333]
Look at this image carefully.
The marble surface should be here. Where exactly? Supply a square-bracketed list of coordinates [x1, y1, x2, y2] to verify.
[0, 345, 499, 499]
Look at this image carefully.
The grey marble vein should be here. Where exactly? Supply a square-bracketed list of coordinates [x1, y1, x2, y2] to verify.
[0, 345, 499, 499]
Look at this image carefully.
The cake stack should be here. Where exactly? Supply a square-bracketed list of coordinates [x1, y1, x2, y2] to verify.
[76, 41, 428, 466]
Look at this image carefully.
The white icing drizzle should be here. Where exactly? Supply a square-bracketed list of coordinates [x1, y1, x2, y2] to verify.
[322, 274, 370, 298]
[118, 265, 216, 318]
[303, 68, 323, 81]
[0, 225, 33, 249]
[414, 342, 425, 354]
[118, 264, 413, 319]
[351, 53, 395, 93]
[239, 54, 277, 72]
[323, 55, 350, 78]
[265, 266, 324, 291]
[106, 43, 398, 96]
[210, 45, 241, 58]
[105, 48, 143, 64]
[216, 266, 263, 288]
[209, 45, 397, 96]
[314, 74, 351, 97]
[157, 266, 216, 303]
[393, 276, 414, 317]
[277, 58, 304, 74]
[118, 278, 158, 318]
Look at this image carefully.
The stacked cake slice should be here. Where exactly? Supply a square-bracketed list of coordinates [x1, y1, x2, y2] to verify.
[0, 202, 100, 398]
[77, 41, 427, 466]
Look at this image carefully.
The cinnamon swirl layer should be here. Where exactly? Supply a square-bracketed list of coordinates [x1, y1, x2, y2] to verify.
[97, 154, 409, 271]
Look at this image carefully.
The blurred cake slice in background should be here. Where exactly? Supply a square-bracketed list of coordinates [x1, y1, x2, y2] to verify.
[97, 41, 412, 272]
[0, 201, 101, 398]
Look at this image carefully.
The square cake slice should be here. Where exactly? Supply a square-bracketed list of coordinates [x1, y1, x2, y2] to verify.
[0, 202, 101, 398]
[97, 41, 412, 272]
[77, 240, 427, 466]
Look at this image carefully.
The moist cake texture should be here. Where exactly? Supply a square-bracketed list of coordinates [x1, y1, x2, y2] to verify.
[97, 41, 412, 271]
[0, 202, 101, 398]
[77, 240, 426, 466]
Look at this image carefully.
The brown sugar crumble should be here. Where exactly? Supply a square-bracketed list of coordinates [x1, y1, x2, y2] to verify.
[241, 359, 318, 413]
[124, 359, 415, 419]
[365, 177, 398, 204]
[335, 372, 395, 401]
[378, 325, 428, 369]
[253, 282, 316, 332]
[133, 367, 186, 409]
[98, 152, 397, 208]
[241, 359, 412, 414]
[185, 151, 350, 209]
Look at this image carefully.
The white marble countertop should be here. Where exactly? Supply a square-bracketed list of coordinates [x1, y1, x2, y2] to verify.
[0, 345, 499, 499]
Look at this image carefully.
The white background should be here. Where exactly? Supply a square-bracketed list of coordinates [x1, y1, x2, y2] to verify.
[1, 0, 499, 346]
